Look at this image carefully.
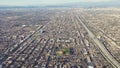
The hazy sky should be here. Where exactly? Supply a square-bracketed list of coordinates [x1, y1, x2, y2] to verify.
[0, 0, 115, 6]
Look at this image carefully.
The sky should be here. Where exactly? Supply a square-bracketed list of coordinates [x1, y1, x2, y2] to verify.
[0, 0, 116, 6]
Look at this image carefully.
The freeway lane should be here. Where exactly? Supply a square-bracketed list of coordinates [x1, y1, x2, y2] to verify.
[76, 15, 120, 68]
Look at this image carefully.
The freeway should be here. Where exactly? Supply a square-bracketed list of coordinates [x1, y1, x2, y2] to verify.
[76, 15, 120, 68]
[72, 15, 94, 68]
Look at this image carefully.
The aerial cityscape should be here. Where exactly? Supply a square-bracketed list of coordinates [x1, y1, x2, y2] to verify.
[0, 8, 120, 68]
[0, 0, 120, 68]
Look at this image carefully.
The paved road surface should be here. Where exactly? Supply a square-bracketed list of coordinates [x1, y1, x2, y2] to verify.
[76, 15, 120, 68]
